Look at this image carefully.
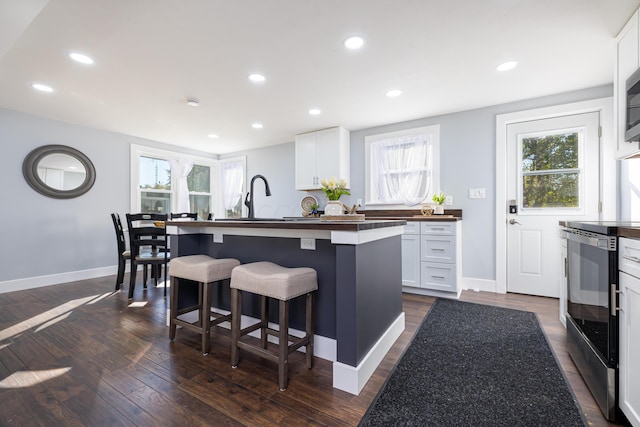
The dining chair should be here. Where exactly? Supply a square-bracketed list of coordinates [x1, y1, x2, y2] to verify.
[170, 212, 198, 220]
[110, 213, 130, 291]
[125, 213, 169, 300]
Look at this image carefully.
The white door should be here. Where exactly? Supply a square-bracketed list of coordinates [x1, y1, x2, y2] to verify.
[506, 112, 600, 297]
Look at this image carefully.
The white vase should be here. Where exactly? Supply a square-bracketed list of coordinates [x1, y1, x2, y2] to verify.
[434, 205, 444, 215]
[324, 200, 344, 216]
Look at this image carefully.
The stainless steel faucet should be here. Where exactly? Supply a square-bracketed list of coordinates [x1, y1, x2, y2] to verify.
[244, 174, 271, 219]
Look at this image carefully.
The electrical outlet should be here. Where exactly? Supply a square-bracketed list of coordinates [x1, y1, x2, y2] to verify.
[356, 198, 363, 207]
[445, 195, 453, 206]
[213, 234, 223, 243]
[301, 238, 316, 250]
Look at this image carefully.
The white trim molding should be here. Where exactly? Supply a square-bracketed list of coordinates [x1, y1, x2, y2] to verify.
[495, 97, 614, 295]
[332, 312, 405, 395]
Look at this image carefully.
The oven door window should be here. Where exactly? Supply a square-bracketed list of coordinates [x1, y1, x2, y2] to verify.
[567, 240, 610, 360]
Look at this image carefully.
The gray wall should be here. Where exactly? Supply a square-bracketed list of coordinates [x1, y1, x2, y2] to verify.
[224, 85, 613, 282]
[1, 84, 613, 287]
[0, 108, 215, 284]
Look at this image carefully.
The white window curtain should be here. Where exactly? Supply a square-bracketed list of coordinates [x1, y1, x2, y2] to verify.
[170, 159, 194, 212]
[371, 135, 431, 206]
[222, 160, 244, 211]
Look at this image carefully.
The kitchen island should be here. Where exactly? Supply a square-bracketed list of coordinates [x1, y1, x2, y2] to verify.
[165, 218, 406, 395]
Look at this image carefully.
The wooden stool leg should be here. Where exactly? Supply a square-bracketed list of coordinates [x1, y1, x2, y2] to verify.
[306, 292, 314, 369]
[201, 282, 212, 355]
[169, 276, 179, 340]
[231, 288, 241, 367]
[260, 295, 268, 349]
[278, 299, 289, 391]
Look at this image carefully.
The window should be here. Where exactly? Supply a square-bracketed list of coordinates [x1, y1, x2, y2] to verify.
[520, 131, 580, 209]
[187, 164, 212, 220]
[365, 125, 440, 207]
[220, 157, 246, 218]
[139, 156, 172, 214]
[131, 145, 218, 219]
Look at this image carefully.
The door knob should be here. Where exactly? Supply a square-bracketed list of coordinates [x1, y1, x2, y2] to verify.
[509, 219, 521, 225]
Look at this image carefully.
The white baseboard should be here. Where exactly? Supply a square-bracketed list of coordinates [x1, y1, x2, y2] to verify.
[0, 266, 119, 294]
[332, 312, 405, 395]
[460, 276, 499, 293]
[402, 286, 462, 299]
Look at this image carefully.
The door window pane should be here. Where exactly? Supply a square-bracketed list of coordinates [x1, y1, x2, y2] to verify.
[521, 132, 580, 209]
[522, 173, 579, 208]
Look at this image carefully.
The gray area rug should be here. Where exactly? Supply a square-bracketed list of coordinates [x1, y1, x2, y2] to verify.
[360, 299, 587, 426]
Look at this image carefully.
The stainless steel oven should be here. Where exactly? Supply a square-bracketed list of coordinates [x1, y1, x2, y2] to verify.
[565, 222, 618, 421]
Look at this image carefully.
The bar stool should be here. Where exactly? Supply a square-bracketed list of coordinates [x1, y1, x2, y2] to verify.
[230, 261, 317, 391]
[169, 255, 240, 355]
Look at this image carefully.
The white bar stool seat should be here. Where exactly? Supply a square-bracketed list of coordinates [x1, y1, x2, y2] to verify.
[169, 255, 240, 355]
[230, 261, 317, 390]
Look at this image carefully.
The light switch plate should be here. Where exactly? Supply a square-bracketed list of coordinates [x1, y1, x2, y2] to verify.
[469, 188, 486, 199]
[445, 195, 453, 206]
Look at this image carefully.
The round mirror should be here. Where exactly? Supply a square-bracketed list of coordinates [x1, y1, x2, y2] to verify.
[23, 145, 96, 199]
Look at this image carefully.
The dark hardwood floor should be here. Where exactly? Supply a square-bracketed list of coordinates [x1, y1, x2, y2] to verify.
[0, 275, 620, 426]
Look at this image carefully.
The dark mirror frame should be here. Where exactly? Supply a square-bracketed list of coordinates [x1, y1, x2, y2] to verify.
[22, 145, 96, 199]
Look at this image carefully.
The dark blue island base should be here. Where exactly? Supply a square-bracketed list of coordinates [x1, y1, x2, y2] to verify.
[166, 219, 405, 394]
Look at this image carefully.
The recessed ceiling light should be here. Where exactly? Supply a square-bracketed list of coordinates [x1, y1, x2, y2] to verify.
[248, 73, 266, 83]
[344, 36, 365, 50]
[68, 52, 94, 65]
[252, 123, 263, 129]
[309, 108, 322, 115]
[497, 61, 518, 72]
[207, 133, 219, 139]
[186, 98, 200, 107]
[386, 89, 402, 98]
[32, 83, 53, 92]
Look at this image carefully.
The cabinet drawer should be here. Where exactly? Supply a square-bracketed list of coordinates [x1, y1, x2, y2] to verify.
[421, 235, 456, 263]
[620, 237, 640, 278]
[421, 262, 456, 292]
[421, 222, 456, 235]
[403, 222, 420, 235]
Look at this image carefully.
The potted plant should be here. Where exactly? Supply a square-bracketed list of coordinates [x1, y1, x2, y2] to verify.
[321, 177, 350, 215]
[432, 191, 445, 215]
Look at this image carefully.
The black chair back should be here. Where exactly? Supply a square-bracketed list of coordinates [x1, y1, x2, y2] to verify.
[125, 213, 169, 299]
[110, 213, 129, 291]
[170, 212, 198, 220]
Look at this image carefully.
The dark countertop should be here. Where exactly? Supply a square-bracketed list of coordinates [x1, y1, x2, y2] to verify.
[618, 227, 640, 239]
[559, 220, 640, 239]
[166, 219, 407, 231]
[371, 215, 461, 222]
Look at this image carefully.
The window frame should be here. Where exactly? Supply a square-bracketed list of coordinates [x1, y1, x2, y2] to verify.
[516, 126, 586, 215]
[364, 125, 440, 208]
[130, 145, 217, 217]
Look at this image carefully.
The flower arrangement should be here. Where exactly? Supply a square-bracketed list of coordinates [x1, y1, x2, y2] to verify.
[432, 191, 445, 205]
[321, 177, 350, 201]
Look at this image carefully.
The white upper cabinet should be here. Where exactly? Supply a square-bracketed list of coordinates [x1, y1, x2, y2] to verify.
[295, 126, 350, 190]
[615, 9, 640, 159]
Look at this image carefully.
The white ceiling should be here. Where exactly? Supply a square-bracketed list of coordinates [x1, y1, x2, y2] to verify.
[1, 0, 639, 155]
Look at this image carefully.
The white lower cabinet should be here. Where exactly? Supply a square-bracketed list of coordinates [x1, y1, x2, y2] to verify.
[401, 234, 420, 287]
[402, 220, 461, 297]
[619, 237, 640, 427]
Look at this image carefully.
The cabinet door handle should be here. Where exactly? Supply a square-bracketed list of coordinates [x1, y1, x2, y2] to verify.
[430, 227, 445, 231]
[431, 248, 445, 252]
[431, 275, 446, 279]
[623, 255, 640, 263]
